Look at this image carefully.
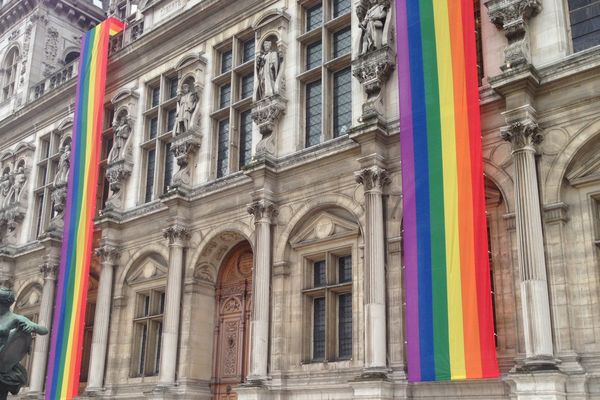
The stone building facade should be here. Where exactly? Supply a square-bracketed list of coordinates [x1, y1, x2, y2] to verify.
[0, 0, 599, 399]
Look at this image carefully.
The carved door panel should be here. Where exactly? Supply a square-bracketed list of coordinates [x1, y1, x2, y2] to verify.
[212, 242, 253, 400]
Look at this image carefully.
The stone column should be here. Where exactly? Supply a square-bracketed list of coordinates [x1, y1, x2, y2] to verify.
[246, 199, 277, 382]
[158, 225, 189, 386]
[86, 245, 120, 392]
[502, 121, 555, 368]
[28, 262, 57, 396]
[355, 166, 390, 372]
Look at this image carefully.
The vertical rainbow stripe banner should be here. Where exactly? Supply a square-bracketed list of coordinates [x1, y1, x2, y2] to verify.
[396, 0, 499, 381]
[46, 17, 124, 400]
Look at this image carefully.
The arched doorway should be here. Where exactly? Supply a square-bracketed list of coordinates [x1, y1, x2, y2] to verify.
[211, 241, 253, 400]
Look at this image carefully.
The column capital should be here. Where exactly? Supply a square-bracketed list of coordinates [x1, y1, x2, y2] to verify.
[39, 262, 58, 280]
[94, 245, 120, 266]
[247, 199, 278, 224]
[163, 224, 190, 246]
[501, 120, 543, 151]
[355, 166, 390, 192]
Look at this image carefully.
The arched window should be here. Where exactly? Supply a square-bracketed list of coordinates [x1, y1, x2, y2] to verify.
[64, 51, 80, 64]
[2, 46, 19, 100]
[568, 0, 600, 52]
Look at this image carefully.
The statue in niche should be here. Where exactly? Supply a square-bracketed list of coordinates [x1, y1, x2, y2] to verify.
[53, 143, 70, 187]
[254, 38, 283, 101]
[0, 170, 10, 207]
[357, 0, 389, 55]
[0, 287, 49, 400]
[108, 113, 132, 164]
[174, 82, 198, 135]
[4, 164, 25, 207]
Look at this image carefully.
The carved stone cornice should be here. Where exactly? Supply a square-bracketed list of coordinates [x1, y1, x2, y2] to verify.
[501, 120, 543, 151]
[39, 262, 58, 280]
[247, 200, 278, 224]
[94, 245, 120, 266]
[355, 166, 390, 192]
[163, 225, 191, 245]
[485, 0, 541, 71]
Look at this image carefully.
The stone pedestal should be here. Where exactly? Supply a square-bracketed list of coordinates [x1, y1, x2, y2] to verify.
[505, 371, 567, 400]
[352, 46, 395, 121]
[251, 95, 286, 158]
[170, 130, 201, 190]
[104, 159, 133, 211]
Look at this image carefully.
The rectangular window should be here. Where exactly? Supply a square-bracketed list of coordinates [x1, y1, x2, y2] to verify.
[149, 117, 158, 139]
[338, 293, 352, 359]
[333, 27, 352, 58]
[239, 110, 253, 168]
[313, 260, 326, 287]
[163, 143, 173, 193]
[169, 77, 179, 99]
[219, 83, 231, 109]
[151, 87, 160, 107]
[217, 119, 230, 178]
[333, 67, 352, 137]
[131, 289, 164, 377]
[569, 0, 600, 52]
[306, 3, 323, 31]
[313, 297, 326, 360]
[145, 149, 155, 203]
[166, 109, 176, 132]
[338, 255, 352, 283]
[241, 74, 254, 99]
[305, 80, 322, 147]
[243, 38, 255, 63]
[221, 50, 233, 73]
[333, 0, 351, 17]
[306, 41, 322, 70]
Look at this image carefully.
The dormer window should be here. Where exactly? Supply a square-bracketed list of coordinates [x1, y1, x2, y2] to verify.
[2, 47, 19, 100]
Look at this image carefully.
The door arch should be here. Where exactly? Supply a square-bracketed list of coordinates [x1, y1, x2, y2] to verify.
[211, 241, 253, 400]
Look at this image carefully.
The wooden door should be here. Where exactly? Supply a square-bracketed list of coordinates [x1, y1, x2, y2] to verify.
[211, 242, 253, 400]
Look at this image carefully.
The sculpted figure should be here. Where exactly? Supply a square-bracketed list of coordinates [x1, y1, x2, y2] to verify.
[174, 83, 198, 135]
[108, 114, 131, 163]
[5, 166, 25, 206]
[254, 40, 282, 101]
[0, 287, 49, 400]
[53, 143, 70, 187]
[0, 171, 10, 208]
[358, 0, 389, 55]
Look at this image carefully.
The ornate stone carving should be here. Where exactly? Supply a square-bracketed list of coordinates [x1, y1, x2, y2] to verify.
[357, 0, 392, 56]
[170, 131, 201, 188]
[247, 199, 278, 223]
[94, 245, 120, 266]
[485, 0, 542, 70]
[355, 166, 390, 192]
[352, 46, 395, 121]
[104, 159, 133, 211]
[254, 38, 284, 101]
[108, 112, 133, 164]
[0, 158, 29, 235]
[251, 94, 286, 157]
[163, 225, 190, 245]
[501, 120, 543, 151]
[39, 263, 58, 280]
[174, 82, 198, 136]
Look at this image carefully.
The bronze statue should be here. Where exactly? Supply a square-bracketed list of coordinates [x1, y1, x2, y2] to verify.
[0, 287, 48, 400]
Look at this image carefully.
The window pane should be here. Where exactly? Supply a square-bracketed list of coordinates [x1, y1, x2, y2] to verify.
[166, 109, 176, 132]
[338, 293, 352, 359]
[163, 143, 173, 193]
[569, 0, 600, 52]
[219, 83, 231, 109]
[221, 50, 233, 73]
[169, 77, 178, 99]
[145, 150, 155, 203]
[313, 297, 326, 360]
[35, 194, 44, 237]
[306, 41, 322, 70]
[241, 74, 254, 99]
[338, 255, 352, 283]
[305, 80, 322, 147]
[243, 38, 255, 62]
[153, 321, 162, 374]
[151, 87, 160, 107]
[239, 110, 253, 168]
[217, 119, 230, 178]
[306, 3, 323, 31]
[333, 27, 352, 58]
[138, 324, 147, 376]
[149, 117, 158, 139]
[313, 260, 326, 287]
[333, 67, 352, 137]
[333, 0, 351, 17]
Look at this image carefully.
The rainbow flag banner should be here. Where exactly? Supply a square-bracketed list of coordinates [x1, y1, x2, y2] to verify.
[46, 17, 124, 400]
[396, 0, 499, 381]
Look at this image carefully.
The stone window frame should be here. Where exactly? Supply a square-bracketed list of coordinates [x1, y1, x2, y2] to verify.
[2, 45, 19, 101]
[33, 130, 63, 238]
[566, 0, 600, 53]
[210, 32, 255, 179]
[296, 0, 353, 149]
[114, 0, 139, 22]
[299, 239, 357, 364]
[141, 74, 178, 203]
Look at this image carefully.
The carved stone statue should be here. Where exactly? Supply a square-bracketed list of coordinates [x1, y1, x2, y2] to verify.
[174, 83, 198, 135]
[0, 287, 48, 400]
[254, 39, 283, 101]
[53, 143, 70, 187]
[4, 166, 25, 207]
[108, 114, 132, 163]
[0, 172, 10, 208]
[358, 0, 389, 55]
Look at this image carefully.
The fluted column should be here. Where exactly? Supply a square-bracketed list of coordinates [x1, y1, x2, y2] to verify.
[356, 166, 390, 371]
[158, 225, 189, 386]
[502, 121, 555, 367]
[86, 245, 120, 391]
[246, 199, 277, 382]
[28, 262, 57, 396]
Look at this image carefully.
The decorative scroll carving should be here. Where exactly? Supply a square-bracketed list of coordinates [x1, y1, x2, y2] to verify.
[355, 166, 390, 192]
[251, 94, 286, 157]
[485, 0, 542, 70]
[163, 225, 190, 245]
[247, 199, 278, 224]
[170, 131, 201, 188]
[352, 46, 395, 121]
[39, 263, 58, 280]
[501, 120, 543, 151]
[94, 245, 120, 266]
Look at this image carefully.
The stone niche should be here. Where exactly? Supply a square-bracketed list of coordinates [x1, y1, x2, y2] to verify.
[250, 9, 290, 160]
[0, 142, 35, 245]
[167, 53, 206, 192]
